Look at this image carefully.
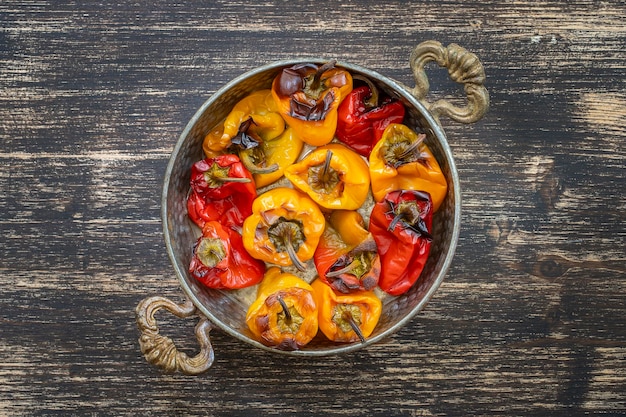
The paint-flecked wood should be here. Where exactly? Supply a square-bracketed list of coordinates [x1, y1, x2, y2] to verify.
[1, 1, 624, 415]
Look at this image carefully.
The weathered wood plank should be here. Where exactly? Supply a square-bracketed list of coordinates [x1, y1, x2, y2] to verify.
[0, 0, 624, 415]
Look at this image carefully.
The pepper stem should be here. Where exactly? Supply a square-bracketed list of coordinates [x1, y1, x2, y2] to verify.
[311, 60, 336, 91]
[386, 199, 432, 239]
[277, 296, 292, 322]
[203, 162, 252, 187]
[387, 211, 404, 232]
[321, 150, 333, 179]
[343, 312, 366, 343]
[268, 218, 307, 271]
[215, 176, 251, 183]
[352, 74, 380, 108]
[325, 259, 359, 278]
[286, 233, 307, 272]
[397, 134, 425, 161]
[239, 150, 279, 174]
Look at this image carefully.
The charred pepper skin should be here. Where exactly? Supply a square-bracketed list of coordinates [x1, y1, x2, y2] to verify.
[187, 155, 257, 229]
[271, 62, 353, 146]
[313, 210, 380, 293]
[202, 89, 284, 157]
[246, 267, 319, 350]
[369, 123, 447, 212]
[369, 189, 434, 296]
[202, 89, 304, 188]
[189, 221, 265, 290]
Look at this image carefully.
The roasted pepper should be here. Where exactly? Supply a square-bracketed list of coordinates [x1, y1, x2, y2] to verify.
[368, 190, 433, 296]
[187, 155, 256, 228]
[336, 75, 405, 157]
[203, 89, 284, 156]
[241, 187, 325, 271]
[202, 90, 304, 188]
[311, 278, 381, 343]
[271, 61, 353, 146]
[246, 267, 318, 350]
[369, 123, 447, 212]
[284, 143, 370, 210]
[314, 210, 380, 293]
[189, 221, 265, 290]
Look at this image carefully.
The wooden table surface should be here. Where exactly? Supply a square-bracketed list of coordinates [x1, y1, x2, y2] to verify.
[1, 1, 624, 415]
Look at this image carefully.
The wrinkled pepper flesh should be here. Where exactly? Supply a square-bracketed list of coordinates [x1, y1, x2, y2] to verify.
[189, 221, 265, 289]
[271, 61, 352, 146]
[187, 154, 256, 228]
[336, 75, 405, 157]
[369, 123, 447, 212]
[284, 143, 370, 210]
[246, 267, 319, 350]
[311, 278, 381, 343]
[241, 187, 325, 271]
[369, 189, 433, 296]
[314, 210, 380, 293]
[202, 89, 303, 188]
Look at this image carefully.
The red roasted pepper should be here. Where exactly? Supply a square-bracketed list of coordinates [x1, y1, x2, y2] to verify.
[368, 190, 433, 296]
[336, 75, 405, 157]
[187, 154, 256, 229]
[189, 221, 265, 290]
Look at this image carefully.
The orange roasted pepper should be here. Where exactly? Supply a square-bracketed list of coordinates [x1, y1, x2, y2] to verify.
[284, 143, 370, 210]
[271, 62, 353, 146]
[313, 210, 380, 293]
[241, 187, 325, 271]
[202, 89, 303, 187]
[246, 267, 318, 350]
[369, 123, 448, 212]
[311, 278, 382, 343]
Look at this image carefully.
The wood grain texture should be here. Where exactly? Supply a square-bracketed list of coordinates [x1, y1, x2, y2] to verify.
[1, 0, 624, 415]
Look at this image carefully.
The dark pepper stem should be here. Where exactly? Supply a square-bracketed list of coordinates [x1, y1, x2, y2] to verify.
[352, 74, 379, 108]
[311, 60, 336, 91]
[387, 211, 404, 232]
[286, 234, 307, 272]
[343, 312, 366, 343]
[397, 134, 425, 161]
[325, 259, 359, 278]
[239, 151, 279, 174]
[321, 150, 333, 180]
[277, 296, 292, 322]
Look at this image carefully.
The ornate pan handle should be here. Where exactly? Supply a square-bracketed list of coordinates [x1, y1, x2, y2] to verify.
[135, 296, 214, 375]
[409, 40, 489, 124]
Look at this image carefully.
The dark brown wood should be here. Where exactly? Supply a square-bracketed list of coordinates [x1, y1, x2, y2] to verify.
[1, 1, 624, 415]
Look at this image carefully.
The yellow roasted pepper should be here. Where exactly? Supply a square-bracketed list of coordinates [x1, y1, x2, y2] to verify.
[241, 187, 325, 271]
[284, 143, 370, 210]
[311, 278, 382, 343]
[271, 62, 353, 146]
[246, 267, 318, 350]
[369, 123, 448, 212]
[202, 89, 303, 187]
